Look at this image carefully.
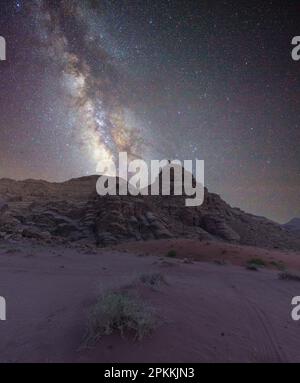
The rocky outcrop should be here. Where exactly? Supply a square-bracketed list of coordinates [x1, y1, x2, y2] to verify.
[201, 215, 240, 242]
[0, 175, 299, 250]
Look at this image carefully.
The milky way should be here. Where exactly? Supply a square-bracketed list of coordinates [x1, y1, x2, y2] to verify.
[29, 0, 147, 172]
[0, 0, 299, 222]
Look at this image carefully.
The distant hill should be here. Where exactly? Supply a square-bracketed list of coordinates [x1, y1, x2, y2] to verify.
[284, 218, 300, 232]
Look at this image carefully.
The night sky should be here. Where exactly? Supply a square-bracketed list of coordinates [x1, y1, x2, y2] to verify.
[0, 0, 299, 223]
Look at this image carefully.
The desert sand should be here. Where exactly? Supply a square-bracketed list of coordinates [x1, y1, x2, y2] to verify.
[0, 239, 300, 363]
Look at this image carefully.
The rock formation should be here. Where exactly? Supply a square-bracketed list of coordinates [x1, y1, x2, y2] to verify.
[0, 175, 299, 250]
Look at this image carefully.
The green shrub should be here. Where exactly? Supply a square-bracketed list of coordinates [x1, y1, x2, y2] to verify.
[166, 249, 177, 258]
[247, 258, 266, 267]
[84, 291, 156, 346]
[270, 261, 285, 271]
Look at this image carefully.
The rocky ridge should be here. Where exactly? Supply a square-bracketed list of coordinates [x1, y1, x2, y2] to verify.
[0, 175, 299, 250]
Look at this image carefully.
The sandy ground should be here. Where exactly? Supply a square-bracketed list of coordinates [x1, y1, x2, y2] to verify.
[113, 239, 300, 271]
[0, 240, 299, 363]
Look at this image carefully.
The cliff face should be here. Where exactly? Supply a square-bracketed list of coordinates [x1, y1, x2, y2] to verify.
[0, 175, 299, 250]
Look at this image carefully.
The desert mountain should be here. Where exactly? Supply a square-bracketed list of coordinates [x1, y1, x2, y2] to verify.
[0, 175, 299, 251]
[284, 218, 300, 232]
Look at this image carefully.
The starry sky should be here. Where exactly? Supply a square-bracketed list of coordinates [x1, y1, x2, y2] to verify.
[0, 0, 299, 223]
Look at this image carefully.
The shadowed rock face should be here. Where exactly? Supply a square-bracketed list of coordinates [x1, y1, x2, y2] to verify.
[0, 175, 299, 250]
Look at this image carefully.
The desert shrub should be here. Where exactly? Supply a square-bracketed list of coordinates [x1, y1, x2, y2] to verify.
[247, 258, 266, 267]
[278, 271, 300, 282]
[139, 273, 166, 288]
[246, 263, 259, 271]
[270, 260, 285, 271]
[166, 249, 177, 258]
[84, 291, 156, 346]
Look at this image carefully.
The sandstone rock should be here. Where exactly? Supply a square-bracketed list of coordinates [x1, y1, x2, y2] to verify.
[97, 232, 118, 246]
[0, 201, 8, 215]
[53, 223, 79, 237]
[0, 175, 299, 250]
[145, 212, 156, 222]
[202, 215, 240, 242]
[22, 228, 51, 240]
[154, 229, 173, 239]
